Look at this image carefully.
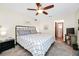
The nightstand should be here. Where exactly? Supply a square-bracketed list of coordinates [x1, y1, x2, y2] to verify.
[0, 39, 15, 53]
[65, 34, 78, 50]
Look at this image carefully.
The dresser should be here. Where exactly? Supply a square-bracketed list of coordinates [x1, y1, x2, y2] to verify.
[0, 39, 15, 53]
[77, 31, 79, 48]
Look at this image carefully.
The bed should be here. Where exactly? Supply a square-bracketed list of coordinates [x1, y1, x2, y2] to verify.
[15, 25, 55, 56]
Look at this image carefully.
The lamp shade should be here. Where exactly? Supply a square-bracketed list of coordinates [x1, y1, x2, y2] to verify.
[0, 27, 7, 36]
[36, 28, 40, 32]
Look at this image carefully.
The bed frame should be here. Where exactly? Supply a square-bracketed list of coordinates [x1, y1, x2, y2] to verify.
[15, 25, 55, 56]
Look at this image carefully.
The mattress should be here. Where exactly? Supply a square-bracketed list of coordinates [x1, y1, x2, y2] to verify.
[17, 33, 55, 56]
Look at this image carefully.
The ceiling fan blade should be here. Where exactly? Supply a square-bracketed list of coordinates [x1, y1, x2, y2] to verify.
[27, 8, 36, 11]
[36, 12, 39, 15]
[43, 5, 54, 10]
[43, 11, 48, 15]
[36, 3, 41, 8]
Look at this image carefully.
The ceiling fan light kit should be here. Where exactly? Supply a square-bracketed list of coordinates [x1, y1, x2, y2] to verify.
[27, 3, 54, 15]
[37, 10, 43, 13]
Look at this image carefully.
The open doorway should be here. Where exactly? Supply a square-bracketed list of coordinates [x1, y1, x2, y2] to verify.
[55, 20, 64, 41]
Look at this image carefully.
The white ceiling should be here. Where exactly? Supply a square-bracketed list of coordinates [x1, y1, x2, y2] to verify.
[0, 3, 79, 20]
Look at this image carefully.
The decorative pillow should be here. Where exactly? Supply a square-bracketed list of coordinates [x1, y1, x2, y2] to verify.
[17, 30, 31, 36]
[30, 30, 37, 34]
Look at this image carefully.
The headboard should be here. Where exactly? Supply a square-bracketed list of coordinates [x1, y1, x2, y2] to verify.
[15, 25, 37, 43]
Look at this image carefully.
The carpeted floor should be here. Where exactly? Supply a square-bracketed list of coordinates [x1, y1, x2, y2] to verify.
[0, 41, 78, 56]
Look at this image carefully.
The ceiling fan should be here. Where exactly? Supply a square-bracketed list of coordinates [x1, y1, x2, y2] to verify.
[27, 3, 54, 15]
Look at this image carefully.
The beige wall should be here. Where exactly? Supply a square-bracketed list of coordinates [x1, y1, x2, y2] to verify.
[76, 9, 79, 45]
[0, 6, 78, 42]
[0, 7, 31, 41]
[32, 12, 78, 40]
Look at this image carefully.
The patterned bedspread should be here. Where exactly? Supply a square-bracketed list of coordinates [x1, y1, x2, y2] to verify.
[17, 33, 55, 56]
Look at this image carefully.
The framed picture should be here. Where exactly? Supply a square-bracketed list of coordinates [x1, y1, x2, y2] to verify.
[78, 19, 79, 24]
[78, 19, 79, 30]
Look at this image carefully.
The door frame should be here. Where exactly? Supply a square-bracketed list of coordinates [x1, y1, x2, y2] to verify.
[55, 20, 64, 41]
